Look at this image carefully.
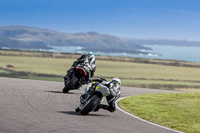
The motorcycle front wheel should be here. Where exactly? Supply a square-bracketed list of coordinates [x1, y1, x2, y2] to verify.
[80, 95, 100, 115]
[63, 76, 78, 93]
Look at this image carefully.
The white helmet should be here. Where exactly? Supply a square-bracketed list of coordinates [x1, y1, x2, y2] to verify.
[111, 78, 121, 85]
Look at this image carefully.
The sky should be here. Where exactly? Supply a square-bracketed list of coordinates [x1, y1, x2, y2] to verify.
[0, 0, 200, 41]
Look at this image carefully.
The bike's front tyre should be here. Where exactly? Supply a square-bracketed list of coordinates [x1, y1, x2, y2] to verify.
[80, 95, 100, 115]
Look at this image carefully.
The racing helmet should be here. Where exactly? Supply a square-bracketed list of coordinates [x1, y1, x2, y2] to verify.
[109, 78, 121, 96]
[88, 51, 94, 57]
[111, 78, 121, 85]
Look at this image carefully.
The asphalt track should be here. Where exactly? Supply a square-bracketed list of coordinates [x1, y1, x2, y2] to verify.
[0, 77, 182, 133]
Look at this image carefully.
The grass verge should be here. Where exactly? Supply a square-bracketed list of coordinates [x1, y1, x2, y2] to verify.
[120, 93, 200, 133]
[1, 49, 200, 90]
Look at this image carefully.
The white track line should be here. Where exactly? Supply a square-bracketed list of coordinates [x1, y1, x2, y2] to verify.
[116, 97, 184, 133]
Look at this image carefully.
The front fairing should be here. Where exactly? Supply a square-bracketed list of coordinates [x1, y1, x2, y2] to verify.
[80, 82, 110, 103]
[95, 83, 110, 97]
[82, 82, 110, 96]
[82, 83, 92, 95]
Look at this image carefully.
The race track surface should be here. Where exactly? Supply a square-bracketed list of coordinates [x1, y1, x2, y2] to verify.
[0, 77, 180, 133]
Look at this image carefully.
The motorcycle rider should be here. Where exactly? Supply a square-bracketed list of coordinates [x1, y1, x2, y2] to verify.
[63, 51, 96, 84]
[94, 78, 121, 112]
[78, 78, 121, 113]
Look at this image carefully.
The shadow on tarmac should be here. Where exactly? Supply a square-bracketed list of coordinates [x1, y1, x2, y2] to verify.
[57, 111, 108, 117]
[45, 90, 77, 94]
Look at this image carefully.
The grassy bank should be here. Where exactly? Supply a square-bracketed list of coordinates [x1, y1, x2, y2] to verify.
[120, 93, 200, 133]
[1, 49, 200, 90]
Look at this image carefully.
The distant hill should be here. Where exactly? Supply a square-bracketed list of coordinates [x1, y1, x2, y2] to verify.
[128, 39, 200, 47]
[0, 36, 50, 49]
[0, 26, 150, 54]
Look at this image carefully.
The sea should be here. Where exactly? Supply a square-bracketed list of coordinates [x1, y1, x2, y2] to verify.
[49, 45, 200, 63]
[2, 45, 199, 63]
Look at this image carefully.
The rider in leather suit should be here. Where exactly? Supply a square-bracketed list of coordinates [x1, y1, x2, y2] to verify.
[64, 51, 96, 84]
[92, 78, 121, 112]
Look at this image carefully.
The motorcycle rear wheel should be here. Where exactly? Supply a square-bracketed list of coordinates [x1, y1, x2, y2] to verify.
[80, 95, 100, 115]
[63, 76, 78, 93]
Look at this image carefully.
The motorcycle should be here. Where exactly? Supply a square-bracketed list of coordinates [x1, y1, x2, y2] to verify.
[62, 63, 91, 93]
[75, 79, 110, 115]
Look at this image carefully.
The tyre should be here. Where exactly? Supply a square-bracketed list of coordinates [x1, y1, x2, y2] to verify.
[63, 76, 78, 93]
[80, 95, 100, 115]
[75, 107, 80, 112]
[62, 87, 69, 93]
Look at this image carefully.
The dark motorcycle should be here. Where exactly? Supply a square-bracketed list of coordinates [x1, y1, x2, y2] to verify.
[75, 79, 110, 115]
[62, 64, 91, 93]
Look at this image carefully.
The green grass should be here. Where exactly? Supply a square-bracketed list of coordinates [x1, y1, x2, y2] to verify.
[120, 93, 200, 133]
[96, 60, 200, 81]
[0, 69, 10, 73]
[122, 79, 200, 86]
[1, 51, 200, 81]
[0, 67, 63, 82]
[0, 56, 71, 75]
[177, 88, 200, 92]
[1, 50, 200, 90]
[122, 79, 200, 90]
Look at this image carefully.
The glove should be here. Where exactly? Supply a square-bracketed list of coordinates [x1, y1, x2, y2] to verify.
[72, 61, 78, 67]
[82, 80, 89, 85]
[91, 71, 94, 77]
